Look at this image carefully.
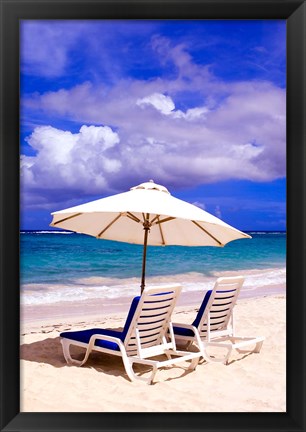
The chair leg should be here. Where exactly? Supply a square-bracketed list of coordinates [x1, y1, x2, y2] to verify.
[224, 347, 233, 365]
[118, 347, 158, 384]
[188, 355, 200, 370]
[61, 339, 92, 367]
[124, 358, 158, 384]
[254, 340, 264, 353]
[148, 365, 158, 384]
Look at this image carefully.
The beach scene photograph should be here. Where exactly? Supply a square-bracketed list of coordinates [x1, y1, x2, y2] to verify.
[20, 19, 286, 412]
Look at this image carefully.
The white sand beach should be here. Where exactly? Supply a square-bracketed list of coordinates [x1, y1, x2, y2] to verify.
[18, 16, 287, 415]
[20, 284, 286, 412]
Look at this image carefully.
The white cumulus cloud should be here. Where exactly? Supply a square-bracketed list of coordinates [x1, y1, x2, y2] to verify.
[21, 125, 121, 207]
[137, 93, 175, 115]
[137, 92, 210, 121]
[21, 38, 286, 208]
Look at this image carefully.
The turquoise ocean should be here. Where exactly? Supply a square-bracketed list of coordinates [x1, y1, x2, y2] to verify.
[20, 231, 286, 306]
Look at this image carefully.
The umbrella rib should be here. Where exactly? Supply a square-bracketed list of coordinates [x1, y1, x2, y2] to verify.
[192, 221, 224, 246]
[97, 213, 122, 237]
[126, 212, 141, 223]
[52, 213, 82, 225]
[150, 214, 160, 225]
[154, 216, 176, 225]
[156, 216, 166, 245]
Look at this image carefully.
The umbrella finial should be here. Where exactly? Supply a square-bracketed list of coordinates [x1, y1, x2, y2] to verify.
[131, 181, 170, 194]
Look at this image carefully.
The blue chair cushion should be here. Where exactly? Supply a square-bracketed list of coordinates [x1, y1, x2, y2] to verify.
[192, 290, 212, 327]
[173, 290, 212, 337]
[122, 296, 140, 337]
[60, 296, 141, 351]
[60, 328, 123, 351]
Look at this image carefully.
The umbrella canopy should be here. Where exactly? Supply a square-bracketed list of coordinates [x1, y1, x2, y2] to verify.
[50, 180, 251, 292]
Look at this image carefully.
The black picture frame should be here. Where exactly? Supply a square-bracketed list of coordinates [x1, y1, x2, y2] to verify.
[1, 1, 305, 431]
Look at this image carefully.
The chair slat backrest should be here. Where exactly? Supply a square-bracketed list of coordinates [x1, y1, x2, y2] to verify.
[124, 285, 182, 356]
[197, 276, 244, 339]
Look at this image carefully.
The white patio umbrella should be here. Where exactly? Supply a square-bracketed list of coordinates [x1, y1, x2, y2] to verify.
[50, 180, 251, 293]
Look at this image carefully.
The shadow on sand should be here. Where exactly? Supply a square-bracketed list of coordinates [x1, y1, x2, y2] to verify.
[20, 330, 199, 383]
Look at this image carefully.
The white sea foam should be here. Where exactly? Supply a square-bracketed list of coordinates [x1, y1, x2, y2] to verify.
[248, 231, 285, 235]
[21, 284, 131, 305]
[21, 267, 286, 306]
[21, 230, 74, 234]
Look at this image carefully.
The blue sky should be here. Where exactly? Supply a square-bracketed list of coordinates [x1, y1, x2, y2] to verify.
[20, 20, 286, 231]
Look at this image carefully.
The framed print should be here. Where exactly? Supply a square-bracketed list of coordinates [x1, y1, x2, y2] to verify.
[1, 0, 305, 431]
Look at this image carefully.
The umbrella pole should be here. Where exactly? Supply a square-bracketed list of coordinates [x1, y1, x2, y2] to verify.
[140, 219, 150, 294]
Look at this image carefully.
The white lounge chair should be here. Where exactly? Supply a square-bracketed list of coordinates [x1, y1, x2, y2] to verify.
[172, 276, 265, 365]
[60, 285, 201, 384]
